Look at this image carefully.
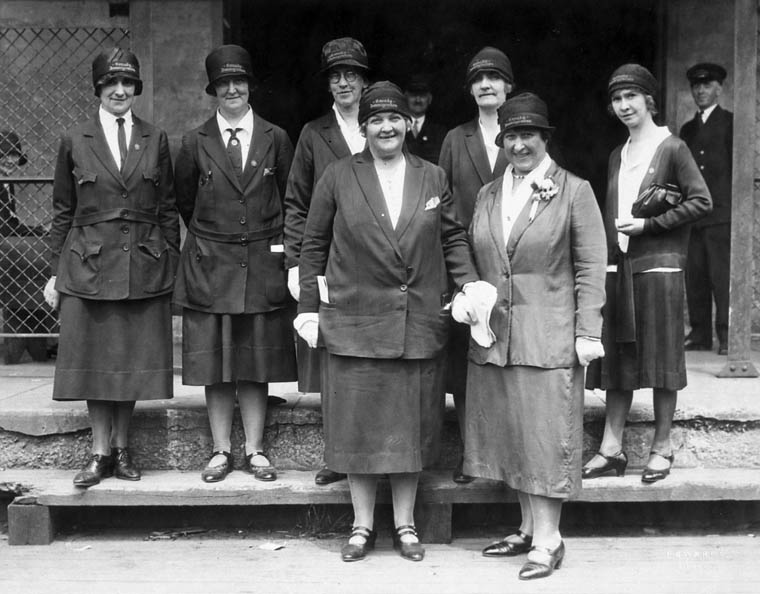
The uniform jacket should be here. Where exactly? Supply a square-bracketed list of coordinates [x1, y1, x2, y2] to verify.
[173, 112, 294, 314]
[679, 104, 732, 227]
[438, 118, 508, 229]
[603, 135, 712, 273]
[405, 118, 447, 165]
[468, 163, 607, 368]
[298, 149, 479, 359]
[284, 111, 353, 268]
[49, 114, 180, 300]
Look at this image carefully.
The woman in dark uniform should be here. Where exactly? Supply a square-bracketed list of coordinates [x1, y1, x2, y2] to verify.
[44, 49, 180, 487]
[173, 45, 296, 483]
[296, 82, 479, 562]
[584, 65, 712, 483]
[284, 37, 370, 486]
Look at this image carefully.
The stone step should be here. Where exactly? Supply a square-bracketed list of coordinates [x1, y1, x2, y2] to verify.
[4, 467, 760, 545]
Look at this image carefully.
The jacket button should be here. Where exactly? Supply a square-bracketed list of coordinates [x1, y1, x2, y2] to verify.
[400, 284, 408, 292]
[700, 165, 705, 170]
[240, 262, 247, 268]
[239, 217, 247, 225]
[699, 150, 705, 155]
[122, 244, 129, 252]
[120, 210, 128, 217]
[121, 226, 129, 234]
[239, 198, 245, 204]
[121, 192, 128, 199]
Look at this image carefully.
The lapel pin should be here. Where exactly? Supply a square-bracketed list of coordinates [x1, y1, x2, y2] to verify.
[648, 167, 654, 173]
[133, 143, 140, 151]
[251, 160, 258, 167]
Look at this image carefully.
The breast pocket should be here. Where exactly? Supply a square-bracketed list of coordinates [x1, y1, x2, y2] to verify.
[193, 172, 217, 223]
[64, 237, 102, 295]
[139, 167, 161, 209]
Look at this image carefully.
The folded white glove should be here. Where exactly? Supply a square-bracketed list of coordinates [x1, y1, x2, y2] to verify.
[462, 280, 497, 347]
[451, 292, 476, 325]
[294, 312, 319, 348]
[43, 276, 60, 310]
[287, 266, 300, 302]
[575, 336, 605, 367]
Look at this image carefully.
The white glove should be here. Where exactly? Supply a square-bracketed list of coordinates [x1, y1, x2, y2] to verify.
[451, 292, 477, 325]
[43, 276, 60, 310]
[294, 312, 319, 348]
[287, 266, 300, 302]
[575, 336, 605, 367]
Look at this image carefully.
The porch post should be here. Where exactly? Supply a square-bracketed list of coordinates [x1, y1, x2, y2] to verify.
[718, 0, 759, 377]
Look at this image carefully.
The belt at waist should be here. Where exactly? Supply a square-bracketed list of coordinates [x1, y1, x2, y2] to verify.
[189, 222, 282, 244]
[73, 208, 159, 227]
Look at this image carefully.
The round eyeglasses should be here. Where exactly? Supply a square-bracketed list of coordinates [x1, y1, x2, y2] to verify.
[328, 70, 359, 84]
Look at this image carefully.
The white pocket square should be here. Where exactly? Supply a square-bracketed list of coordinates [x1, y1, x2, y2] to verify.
[425, 196, 440, 210]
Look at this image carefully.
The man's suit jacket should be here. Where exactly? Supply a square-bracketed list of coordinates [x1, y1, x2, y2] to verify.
[438, 118, 508, 229]
[173, 112, 294, 313]
[50, 114, 179, 300]
[679, 104, 732, 227]
[468, 162, 607, 368]
[298, 149, 479, 359]
[284, 111, 353, 268]
[405, 118, 447, 166]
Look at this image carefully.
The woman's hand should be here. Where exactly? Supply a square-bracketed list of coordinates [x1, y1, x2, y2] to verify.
[293, 312, 318, 348]
[43, 276, 59, 310]
[451, 292, 477, 325]
[615, 217, 645, 236]
[287, 266, 300, 302]
[575, 336, 604, 367]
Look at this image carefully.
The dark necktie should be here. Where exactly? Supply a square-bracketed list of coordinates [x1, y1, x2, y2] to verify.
[697, 110, 704, 127]
[226, 128, 244, 177]
[116, 117, 128, 170]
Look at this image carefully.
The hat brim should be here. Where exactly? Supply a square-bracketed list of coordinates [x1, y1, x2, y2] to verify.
[320, 61, 370, 75]
[95, 73, 143, 96]
[205, 74, 257, 96]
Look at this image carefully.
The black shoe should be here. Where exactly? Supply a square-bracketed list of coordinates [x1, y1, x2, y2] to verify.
[641, 451, 674, 483]
[393, 525, 425, 562]
[112, 447, 141, 481]
[519, 541, 565, 580]
[453, 458, 474, 484]
[340, 526, 377, 562]
[718, 341, 728, 356]
[73, 453, 113, 488]
[581, 451, 628, 479]
[315, 467, 346, 485]
[482, 530, 533, 557]
[201, 451, 233, 483]
[684, 337, 711, 351]
[268, 395, 287, 406]
[245, 451, 277, 482]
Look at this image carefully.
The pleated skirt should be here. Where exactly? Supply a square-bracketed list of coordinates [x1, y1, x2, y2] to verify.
[323, 353, 445, 474]
[53, 294, 173, 401]
[586, 271, 686, 392]
[464, 363, 585, 499]
[182, 307, 297, 386]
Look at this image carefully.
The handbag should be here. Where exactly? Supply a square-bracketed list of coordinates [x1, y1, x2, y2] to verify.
[630, 183, 683, 218]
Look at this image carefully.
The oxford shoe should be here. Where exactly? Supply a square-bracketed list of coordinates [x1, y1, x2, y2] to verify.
[314, 467, 346, 485]
[73, 453, 113, 488]
[112, 447, 141, 481]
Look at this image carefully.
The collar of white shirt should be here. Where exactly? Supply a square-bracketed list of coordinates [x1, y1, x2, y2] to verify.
[217, 106, 254, 140]
[99, 106, 133, 129]
[701, 103, 718, 123]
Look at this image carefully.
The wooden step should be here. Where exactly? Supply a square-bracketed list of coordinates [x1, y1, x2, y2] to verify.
[3, 468, 760, 546]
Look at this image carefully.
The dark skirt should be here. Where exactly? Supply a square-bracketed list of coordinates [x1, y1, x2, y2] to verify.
[445, 320, 469, 396]
[464, 363, 584, 499]
[586, 271, 686, 391]
[323, 353, 445, 474]
[182, 307, 297, 385]
[53, 294, 173, 401]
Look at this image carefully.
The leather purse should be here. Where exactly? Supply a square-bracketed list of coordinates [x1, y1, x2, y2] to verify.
[631, 183, 682, 218]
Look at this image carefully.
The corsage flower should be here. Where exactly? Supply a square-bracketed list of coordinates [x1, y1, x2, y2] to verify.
[528, 177, 559, 221]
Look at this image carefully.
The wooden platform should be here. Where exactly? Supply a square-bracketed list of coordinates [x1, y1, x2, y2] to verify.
[3, 468, 760, 546]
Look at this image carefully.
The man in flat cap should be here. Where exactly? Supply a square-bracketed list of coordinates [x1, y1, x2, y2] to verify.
[403, 75, 446, 165]
[680, 62, 731, 355]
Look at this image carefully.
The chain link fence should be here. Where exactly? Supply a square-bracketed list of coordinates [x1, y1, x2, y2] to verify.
[0, 27, 130, 361]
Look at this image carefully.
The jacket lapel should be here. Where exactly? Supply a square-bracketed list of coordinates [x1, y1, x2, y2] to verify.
[120, 115, 150, 182]
[84, 116, 123, 187]
[394, 153, 425, 240]
[319, 111, 353, 159]
[240, 113, 272, 192]
[485, 181, 509, 271]
[463, 119, 493, 186]
[353, 149, 402, 257]
[506, 161, 559, 256]
[198, 117, 242, 192]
